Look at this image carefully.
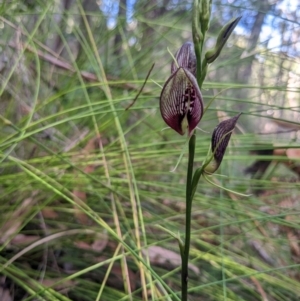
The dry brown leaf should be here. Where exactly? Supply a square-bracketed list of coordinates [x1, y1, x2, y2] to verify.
[273, 148, 300, 176]
[91, 233, 108, 252]
[287, 230, 300, 257]
[63, 129, 89, 152]
[0, 287, 12, 301]
[10, 234, 39, 246]
[72, 190, 89, 225]
[106, 265, 137, 291]
[72, 135, 106, 225]
[278, 197, 294, 209]
[273, 148, 286, 156]
[0, 192, 38, 244]
[143, 246, 200, 276]
[73, 241, 91, 250]
[74, 232, 108, 253]
[286, 148, 300, 159]
[41, 278, 76, 294]
[216, 110, 230, 121]
[272, 119, 300, 130]
[281, 213, 300, 258]
[251, 276, 269, 301]
[7, 40, 146, 94]
[0, 277, 12, 301]
[250, 240, 275, 265]
[41, 207, 59, 219]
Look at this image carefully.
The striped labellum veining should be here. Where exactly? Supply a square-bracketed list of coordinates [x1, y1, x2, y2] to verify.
[212, 113, 241, 164]
[160, 67, 203, 136]
[204, 113, 241, 173]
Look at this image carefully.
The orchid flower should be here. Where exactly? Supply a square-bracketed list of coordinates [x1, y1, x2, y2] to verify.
[160, 67, 203, 136]
[160, 43, 203, 136]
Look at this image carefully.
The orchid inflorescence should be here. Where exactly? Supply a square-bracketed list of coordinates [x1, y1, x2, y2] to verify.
[158, 7, 243, 300]
[160, 41, 241, 173]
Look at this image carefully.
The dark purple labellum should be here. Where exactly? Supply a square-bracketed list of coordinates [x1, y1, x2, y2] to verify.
[211, 113, 241, 169]
[160, 67, 203, 135]
[171, 42, 197, 76]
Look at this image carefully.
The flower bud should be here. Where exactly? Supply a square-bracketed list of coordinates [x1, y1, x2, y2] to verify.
[205, 16, 242, 64]
[204, 113, 241, 173]
[160, 67, 203, 136]
[171, 42, 197, 76]
[200, 0, 212, 34]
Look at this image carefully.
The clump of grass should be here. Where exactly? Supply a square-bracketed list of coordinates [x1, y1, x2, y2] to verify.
[0, 1, 300, 301]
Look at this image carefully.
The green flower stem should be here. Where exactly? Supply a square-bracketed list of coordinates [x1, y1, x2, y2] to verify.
[181, 133, 196, 301]
[199, 57, 208, 88]
[181, 156, 204, 301]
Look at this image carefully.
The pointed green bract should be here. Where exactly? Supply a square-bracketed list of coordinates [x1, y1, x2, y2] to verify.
[200, 0, 212, 34]
[205, 16, 242, 64]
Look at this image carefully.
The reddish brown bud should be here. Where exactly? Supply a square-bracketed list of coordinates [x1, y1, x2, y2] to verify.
[205, 113, 241, 173]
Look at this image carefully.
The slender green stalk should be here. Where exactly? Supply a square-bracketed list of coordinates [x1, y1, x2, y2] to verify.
[181, 133, 196, 300]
